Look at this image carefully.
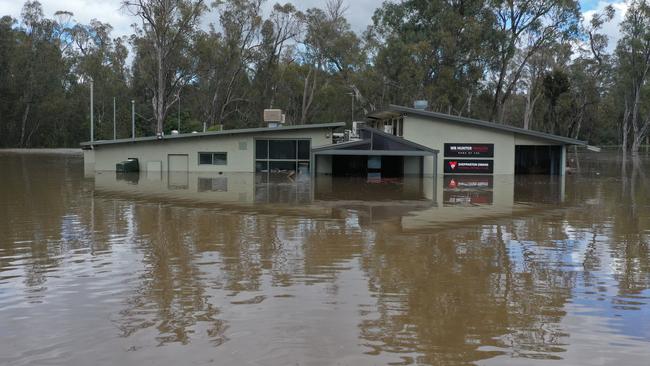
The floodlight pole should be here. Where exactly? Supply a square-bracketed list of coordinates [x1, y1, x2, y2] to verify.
[131, 100, 135, 141]
[90, 80, 94, 144]
[113, 97, 116, 140]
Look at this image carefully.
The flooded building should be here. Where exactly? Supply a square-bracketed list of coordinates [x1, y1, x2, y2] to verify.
[360, 104, 588, 176]
[82, 105, 586, 178]
[82, 122, 344, 175]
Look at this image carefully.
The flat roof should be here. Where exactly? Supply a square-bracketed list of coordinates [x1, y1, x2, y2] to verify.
[81, 122, 346, 147]
[367, 105, 587, 146]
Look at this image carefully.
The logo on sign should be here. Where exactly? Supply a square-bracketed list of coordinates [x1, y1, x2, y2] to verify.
[448, 161, 457, 170]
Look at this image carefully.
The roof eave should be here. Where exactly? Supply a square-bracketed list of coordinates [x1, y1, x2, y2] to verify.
[80, 122, 345, 147]
[385, 105, 588, 146]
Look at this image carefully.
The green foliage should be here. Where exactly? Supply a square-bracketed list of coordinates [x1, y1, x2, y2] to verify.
[0, 0, 646, 148]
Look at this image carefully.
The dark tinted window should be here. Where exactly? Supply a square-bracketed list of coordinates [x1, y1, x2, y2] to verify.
[213, 153, 227, 165]
[269, 161, 296, 171]
[255, 140, 268, 159]
[199, 153, 212, 165]
[269, 140, 296, 159]
[297, 140, 310, 159]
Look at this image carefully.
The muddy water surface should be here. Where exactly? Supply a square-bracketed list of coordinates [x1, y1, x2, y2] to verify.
[0, 150, 649, 365]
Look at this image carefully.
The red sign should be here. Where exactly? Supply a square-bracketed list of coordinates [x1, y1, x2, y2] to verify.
[444, 159, 493, 174]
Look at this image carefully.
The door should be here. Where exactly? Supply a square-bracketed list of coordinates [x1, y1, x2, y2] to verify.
[167, 154, 189, 189]
[168, 154, 188, 172]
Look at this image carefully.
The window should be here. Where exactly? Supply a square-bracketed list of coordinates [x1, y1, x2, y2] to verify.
[198, 152, 227, 165]
[255, 140, 268, 159]
[269, 140, 296, 159]
[255, 139, 310, 174]
[298, 140, 310, 159]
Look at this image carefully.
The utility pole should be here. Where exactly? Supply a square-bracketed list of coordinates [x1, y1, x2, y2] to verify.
[90, 79, 94, 144]
[178, 95, 181, 132]
[131, 100, 135, 140]
[113, 97, 116, 140]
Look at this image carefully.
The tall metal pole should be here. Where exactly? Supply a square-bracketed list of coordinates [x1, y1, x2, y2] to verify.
[177, 95, 181, 132]
[90, 80, 94, 144]
[113, 97, 116, 140]
[131, 100, 135, 141]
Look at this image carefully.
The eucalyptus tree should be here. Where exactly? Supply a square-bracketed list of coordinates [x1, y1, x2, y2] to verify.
[123, 0, 206, 135]
[193, 0, 263, 128]
[254, 3, 303, 112]
[370, 0, 494, 116]
[615, 0, 650, 153]
[488, 0, 581, 122]
[2, 1, 70, 147]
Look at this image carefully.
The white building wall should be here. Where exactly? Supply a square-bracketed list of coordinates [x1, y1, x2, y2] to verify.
[403, 156, 421, 175]
[90, 128, 333, 172]
[402, 115, 564, 175]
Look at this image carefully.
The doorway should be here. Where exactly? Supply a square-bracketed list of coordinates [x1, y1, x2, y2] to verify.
[515, 146, 562, 175]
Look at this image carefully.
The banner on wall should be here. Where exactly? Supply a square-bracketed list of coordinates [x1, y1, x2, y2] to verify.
[444, 143, 494, 158]
[444, 159, 494, 174]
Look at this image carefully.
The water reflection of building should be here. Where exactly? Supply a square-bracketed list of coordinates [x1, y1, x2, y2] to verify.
[95, 171, 567, 234]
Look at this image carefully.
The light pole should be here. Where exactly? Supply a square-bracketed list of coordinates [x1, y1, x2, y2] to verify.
[90, 79, 94, 144]
[131, 100, 135, 140]
[113, 97, 116, 140]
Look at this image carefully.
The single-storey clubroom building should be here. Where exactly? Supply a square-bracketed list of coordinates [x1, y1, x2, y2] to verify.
[82, 104, 587, 177]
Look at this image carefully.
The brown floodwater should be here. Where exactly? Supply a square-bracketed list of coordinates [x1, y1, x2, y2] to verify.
[1, 150, 649, 365]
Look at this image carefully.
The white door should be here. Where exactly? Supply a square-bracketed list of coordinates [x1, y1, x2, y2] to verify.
[168, 154, 188, 172]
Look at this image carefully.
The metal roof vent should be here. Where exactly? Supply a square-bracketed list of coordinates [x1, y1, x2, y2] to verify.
[413, 100, 428, 110]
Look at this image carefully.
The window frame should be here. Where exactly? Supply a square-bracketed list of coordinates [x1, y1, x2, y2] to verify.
[254, 138, 311, 173]
[198, 152, 228, 166]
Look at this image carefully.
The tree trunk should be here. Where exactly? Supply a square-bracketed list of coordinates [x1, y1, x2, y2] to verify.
[19, 103, 30, 148]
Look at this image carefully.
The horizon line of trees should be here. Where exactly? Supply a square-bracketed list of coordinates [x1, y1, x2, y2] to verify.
[0, 0, 649, 151]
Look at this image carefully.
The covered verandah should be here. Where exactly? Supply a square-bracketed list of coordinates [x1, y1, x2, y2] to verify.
[311, 127, 438, 178]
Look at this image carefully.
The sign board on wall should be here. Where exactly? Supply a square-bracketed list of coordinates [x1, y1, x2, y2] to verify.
[444, 175, 494, 189]
[444, 143, 494, 158]
[444, 159, 494, 174]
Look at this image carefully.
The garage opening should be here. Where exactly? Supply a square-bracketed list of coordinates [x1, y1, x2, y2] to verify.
[332, 155, 405, 177]
[515, 146, 562, 175]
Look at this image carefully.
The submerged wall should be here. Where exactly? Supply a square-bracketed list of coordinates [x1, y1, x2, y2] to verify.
[402, 115, 564, 175]
[87, 128, 333, 173]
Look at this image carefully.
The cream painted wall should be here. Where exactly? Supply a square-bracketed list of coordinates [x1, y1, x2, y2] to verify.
[403, 156, 421, 175]
[402, 115, 516, 175]
[402, 115, 567, 175]
[90, 128, 333, 172]
[316, 155, 332, 174]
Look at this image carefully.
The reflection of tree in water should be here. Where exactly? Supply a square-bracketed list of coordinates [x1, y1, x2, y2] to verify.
[564, 158, 650, 305]
[0, 155, 95, 296]
[358, 223, 576, 364]
[113, 203, 371, 345]
[114, 205, 227, 346]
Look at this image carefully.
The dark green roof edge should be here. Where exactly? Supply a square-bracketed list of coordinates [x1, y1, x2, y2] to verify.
[81, 122, 346, 147]
[372, 105, 587, 146]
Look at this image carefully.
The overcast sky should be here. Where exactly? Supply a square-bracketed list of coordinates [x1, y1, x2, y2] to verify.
[0, 0, 629, 50]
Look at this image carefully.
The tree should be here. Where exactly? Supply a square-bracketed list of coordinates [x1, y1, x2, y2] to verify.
[123, 0, 206, 134]
[616, 0, 650, 153]
[488, 0, 581, 122]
